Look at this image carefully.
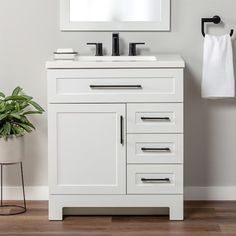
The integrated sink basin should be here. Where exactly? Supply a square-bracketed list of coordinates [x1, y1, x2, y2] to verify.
[46, 55, 185, 69]
[77, 56, 157, 62]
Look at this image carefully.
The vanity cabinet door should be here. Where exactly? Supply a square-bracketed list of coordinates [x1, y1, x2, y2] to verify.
[48, 104, 126, 195]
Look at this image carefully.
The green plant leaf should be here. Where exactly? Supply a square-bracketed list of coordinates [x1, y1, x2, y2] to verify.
[11, 126, 24, 136]
[0, 102, 6, 112]
[0, 114, 7, 121]
[28, 101, 45, 112]
[18, 115, 35, 129]
[20, 102, 29, 110]
[0, 92, 5, 98]
[23, 111, 43, 115]
[4, 95, 28, 101]
[3, 122, 11, 136]
[10, 113, 22, 120]
[18, 123, 33, 133]
[12, 87, 23, 96]
[21, 95, 33, 100]
[15, 102, 20, 112]
[23, 121, 35, 130]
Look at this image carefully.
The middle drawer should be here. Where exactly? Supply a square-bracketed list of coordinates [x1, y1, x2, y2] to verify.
[127, 134, 183, 164]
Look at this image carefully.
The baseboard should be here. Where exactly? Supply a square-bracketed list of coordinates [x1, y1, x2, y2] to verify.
[1, 186, 49, 201]
[185, 186, 236, 200]
[2, 186, 236, 201]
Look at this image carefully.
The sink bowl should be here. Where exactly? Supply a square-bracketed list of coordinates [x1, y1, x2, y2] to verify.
[77, 56, 157, 62]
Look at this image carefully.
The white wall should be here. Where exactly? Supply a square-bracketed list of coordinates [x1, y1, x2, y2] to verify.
[1, 0, 236, 199]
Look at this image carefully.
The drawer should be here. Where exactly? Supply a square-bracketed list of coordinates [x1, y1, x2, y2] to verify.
[127, 165, 183, 194]
[127, 134, 183, 164]
[127, 103, 183, 133]
[48, 69, 183, 103]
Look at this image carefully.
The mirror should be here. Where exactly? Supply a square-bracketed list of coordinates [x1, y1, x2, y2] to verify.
[60, 0, 170, 31]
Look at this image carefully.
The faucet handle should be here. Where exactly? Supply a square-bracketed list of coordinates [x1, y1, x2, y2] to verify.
[129, 43, 145, 56]
[87, 43, 103, 56]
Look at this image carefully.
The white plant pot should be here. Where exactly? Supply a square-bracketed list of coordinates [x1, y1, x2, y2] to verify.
[0, 136, 24, 164]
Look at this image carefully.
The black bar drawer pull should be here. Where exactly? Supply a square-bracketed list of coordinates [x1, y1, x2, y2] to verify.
[141, 117, 170, 121]
[141, 178, 171, 183]
[141, 148, 170, 152]
[90, 85, 142, 89]
[120, 116, 124, 145]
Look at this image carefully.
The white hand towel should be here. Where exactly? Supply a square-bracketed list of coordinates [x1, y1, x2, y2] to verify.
[202, 34, 235, 98]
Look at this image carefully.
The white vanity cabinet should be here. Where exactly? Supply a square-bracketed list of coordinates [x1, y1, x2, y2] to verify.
[47, 55, 185, 221]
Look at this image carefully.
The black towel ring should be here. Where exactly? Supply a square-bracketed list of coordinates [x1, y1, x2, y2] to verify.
[201, 15, 234, 37]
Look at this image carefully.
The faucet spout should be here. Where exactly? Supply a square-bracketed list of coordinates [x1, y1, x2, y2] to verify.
[112, 33, 120, 56]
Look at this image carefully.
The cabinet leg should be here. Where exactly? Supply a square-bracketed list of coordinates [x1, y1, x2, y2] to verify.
[169, 203, 184, 221]
[49, 202, 63, 221]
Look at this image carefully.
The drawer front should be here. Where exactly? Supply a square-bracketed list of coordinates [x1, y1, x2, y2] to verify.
[127, 165, 183, 194]
[48, 69, 183, 103]
[127, 103, 183, 133]
[127, 134, 183, 164]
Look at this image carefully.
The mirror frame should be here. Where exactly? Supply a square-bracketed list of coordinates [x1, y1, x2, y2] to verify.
[60, 0, 170, 31]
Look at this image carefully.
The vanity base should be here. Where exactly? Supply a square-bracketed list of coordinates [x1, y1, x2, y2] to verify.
[47, 56, 185, 222]
[49, 195, 184, 221]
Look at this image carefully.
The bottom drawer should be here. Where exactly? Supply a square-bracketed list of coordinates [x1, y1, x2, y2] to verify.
[127, 165, 183, 194]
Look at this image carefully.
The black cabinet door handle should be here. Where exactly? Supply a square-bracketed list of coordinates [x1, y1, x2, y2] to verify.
[90, 85, 142, 89]
[141, 148, 170, 152]
[141, 178, 171, 183]
[120, 116, 124, 145]
[141, 117, 170, 121]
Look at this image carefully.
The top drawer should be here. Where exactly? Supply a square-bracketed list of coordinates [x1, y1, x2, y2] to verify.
[48, 69, 183, 103]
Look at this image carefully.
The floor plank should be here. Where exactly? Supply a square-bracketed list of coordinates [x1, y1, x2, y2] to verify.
[0, 201, 235, 235]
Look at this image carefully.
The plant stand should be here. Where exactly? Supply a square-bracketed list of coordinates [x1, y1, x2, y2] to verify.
[0, 162, 26, 215]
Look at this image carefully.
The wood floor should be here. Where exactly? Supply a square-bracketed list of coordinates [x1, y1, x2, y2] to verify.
[0, 201, 236, 235]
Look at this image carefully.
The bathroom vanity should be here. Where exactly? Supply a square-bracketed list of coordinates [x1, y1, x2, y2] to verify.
[47, 55, 185, 221]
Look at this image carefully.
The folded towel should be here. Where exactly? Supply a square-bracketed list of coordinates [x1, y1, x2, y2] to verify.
[202, 34, 235, 98]
[54, 54, 77, 60]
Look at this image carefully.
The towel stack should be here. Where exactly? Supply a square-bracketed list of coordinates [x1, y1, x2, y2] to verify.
[54, 48, 78, 60]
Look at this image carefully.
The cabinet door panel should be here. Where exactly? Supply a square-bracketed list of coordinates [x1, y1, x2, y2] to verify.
[49, 104, 126, 194]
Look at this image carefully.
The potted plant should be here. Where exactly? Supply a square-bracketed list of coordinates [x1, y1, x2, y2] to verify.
[0, 87, 44, 164]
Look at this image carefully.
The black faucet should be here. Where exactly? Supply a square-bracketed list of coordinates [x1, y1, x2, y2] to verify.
[87, 43, 103, 56]
[112, 33, 120, 56]
[129, 43, 145, 56]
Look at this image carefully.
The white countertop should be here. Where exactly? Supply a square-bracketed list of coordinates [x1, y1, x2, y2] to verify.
[46, 54, 185, 69]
